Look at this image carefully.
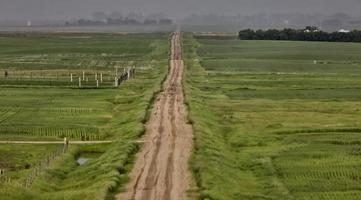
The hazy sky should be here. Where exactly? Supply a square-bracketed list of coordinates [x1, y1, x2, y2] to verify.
[1, 0, 361, 20]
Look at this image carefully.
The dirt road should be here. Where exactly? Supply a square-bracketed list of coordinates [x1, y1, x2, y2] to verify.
[118, 32, 193, 200]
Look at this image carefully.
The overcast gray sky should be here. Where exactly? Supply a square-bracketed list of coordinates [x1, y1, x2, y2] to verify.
[1, 0, 361, 20]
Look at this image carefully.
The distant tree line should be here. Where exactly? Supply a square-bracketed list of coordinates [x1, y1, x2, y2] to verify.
[65, 11, 173, 26]
[239, 27, 361, 42]
[67, 18, 173, 26]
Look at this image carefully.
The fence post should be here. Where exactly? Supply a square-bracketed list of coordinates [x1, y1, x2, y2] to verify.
[100, 73, 103, 83]
[82, 71, 85, 81]
[114, 77, 118, 87]
[127, 67, 131, 80]
[63, 137, 69, 153]
[79, 77, 81, 87]
[96, 80, 99, 87]
[70, 73, 73, 82]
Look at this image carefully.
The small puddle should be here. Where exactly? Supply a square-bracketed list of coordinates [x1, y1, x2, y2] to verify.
[76, 152, 102, 166]
[76, 157, 90, 166]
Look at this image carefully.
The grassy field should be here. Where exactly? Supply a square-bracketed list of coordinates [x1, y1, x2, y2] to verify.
[0, 33, 170, 199]
[183, 34, 361, 200]
[0, 144, 62, 181]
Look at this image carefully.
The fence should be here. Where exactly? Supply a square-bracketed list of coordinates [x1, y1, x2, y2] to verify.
[114, 66, 136, 87]
[0, 139, 69, 188]
[0, 66, 136, 88]
[0, 127, 104, 141]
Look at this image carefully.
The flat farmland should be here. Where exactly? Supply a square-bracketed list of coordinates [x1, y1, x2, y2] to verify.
[0, 33, 169, 199]
[184, 34, 361, 200]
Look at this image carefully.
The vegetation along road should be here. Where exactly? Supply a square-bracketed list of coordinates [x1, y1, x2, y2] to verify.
[182, 33, 361, 200]
[118, 32, 193, 200]
[0, 32, 171, 200]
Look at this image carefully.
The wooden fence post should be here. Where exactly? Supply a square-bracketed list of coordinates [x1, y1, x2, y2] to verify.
[70, 73, 73, 82]
[63, 137, 69, 153]
[79, 77, 81, 87]
[114, 77, 118, 87]
[127, 67, 131, 80]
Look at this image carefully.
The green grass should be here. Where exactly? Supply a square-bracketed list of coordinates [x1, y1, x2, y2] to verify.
[198, 40, 361, 74]
[183, 35, 361, 199]
[0, 32, 170, 199]
[0, 33, 169, 141]
[0, 144, 62, 181]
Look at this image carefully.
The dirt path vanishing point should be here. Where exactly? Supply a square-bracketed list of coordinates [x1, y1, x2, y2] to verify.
[118, 32, 193, 200]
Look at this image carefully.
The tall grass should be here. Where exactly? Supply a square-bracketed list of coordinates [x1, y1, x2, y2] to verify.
[183, 34, 361, 199]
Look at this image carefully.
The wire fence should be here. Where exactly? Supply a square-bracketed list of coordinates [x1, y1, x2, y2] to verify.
[0, 140, 69, 188]
[0, 67, 136, 88]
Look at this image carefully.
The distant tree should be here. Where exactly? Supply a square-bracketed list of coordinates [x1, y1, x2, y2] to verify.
[283, 28, 298, 40]
[144, 19, 158, 25]
[123, 18, 140, 25]
[159, 19, 173, 25]
[254, 30, 265, 40]
[350, 30, 361, 42]
[264, 29, 282, 40]
[77, 19, 87, 26]
[239, 29, 255, 40]
[238, 27, 361, 43]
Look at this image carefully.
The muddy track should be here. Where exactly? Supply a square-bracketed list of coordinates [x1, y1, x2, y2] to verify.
[117, 32, 193, 200]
